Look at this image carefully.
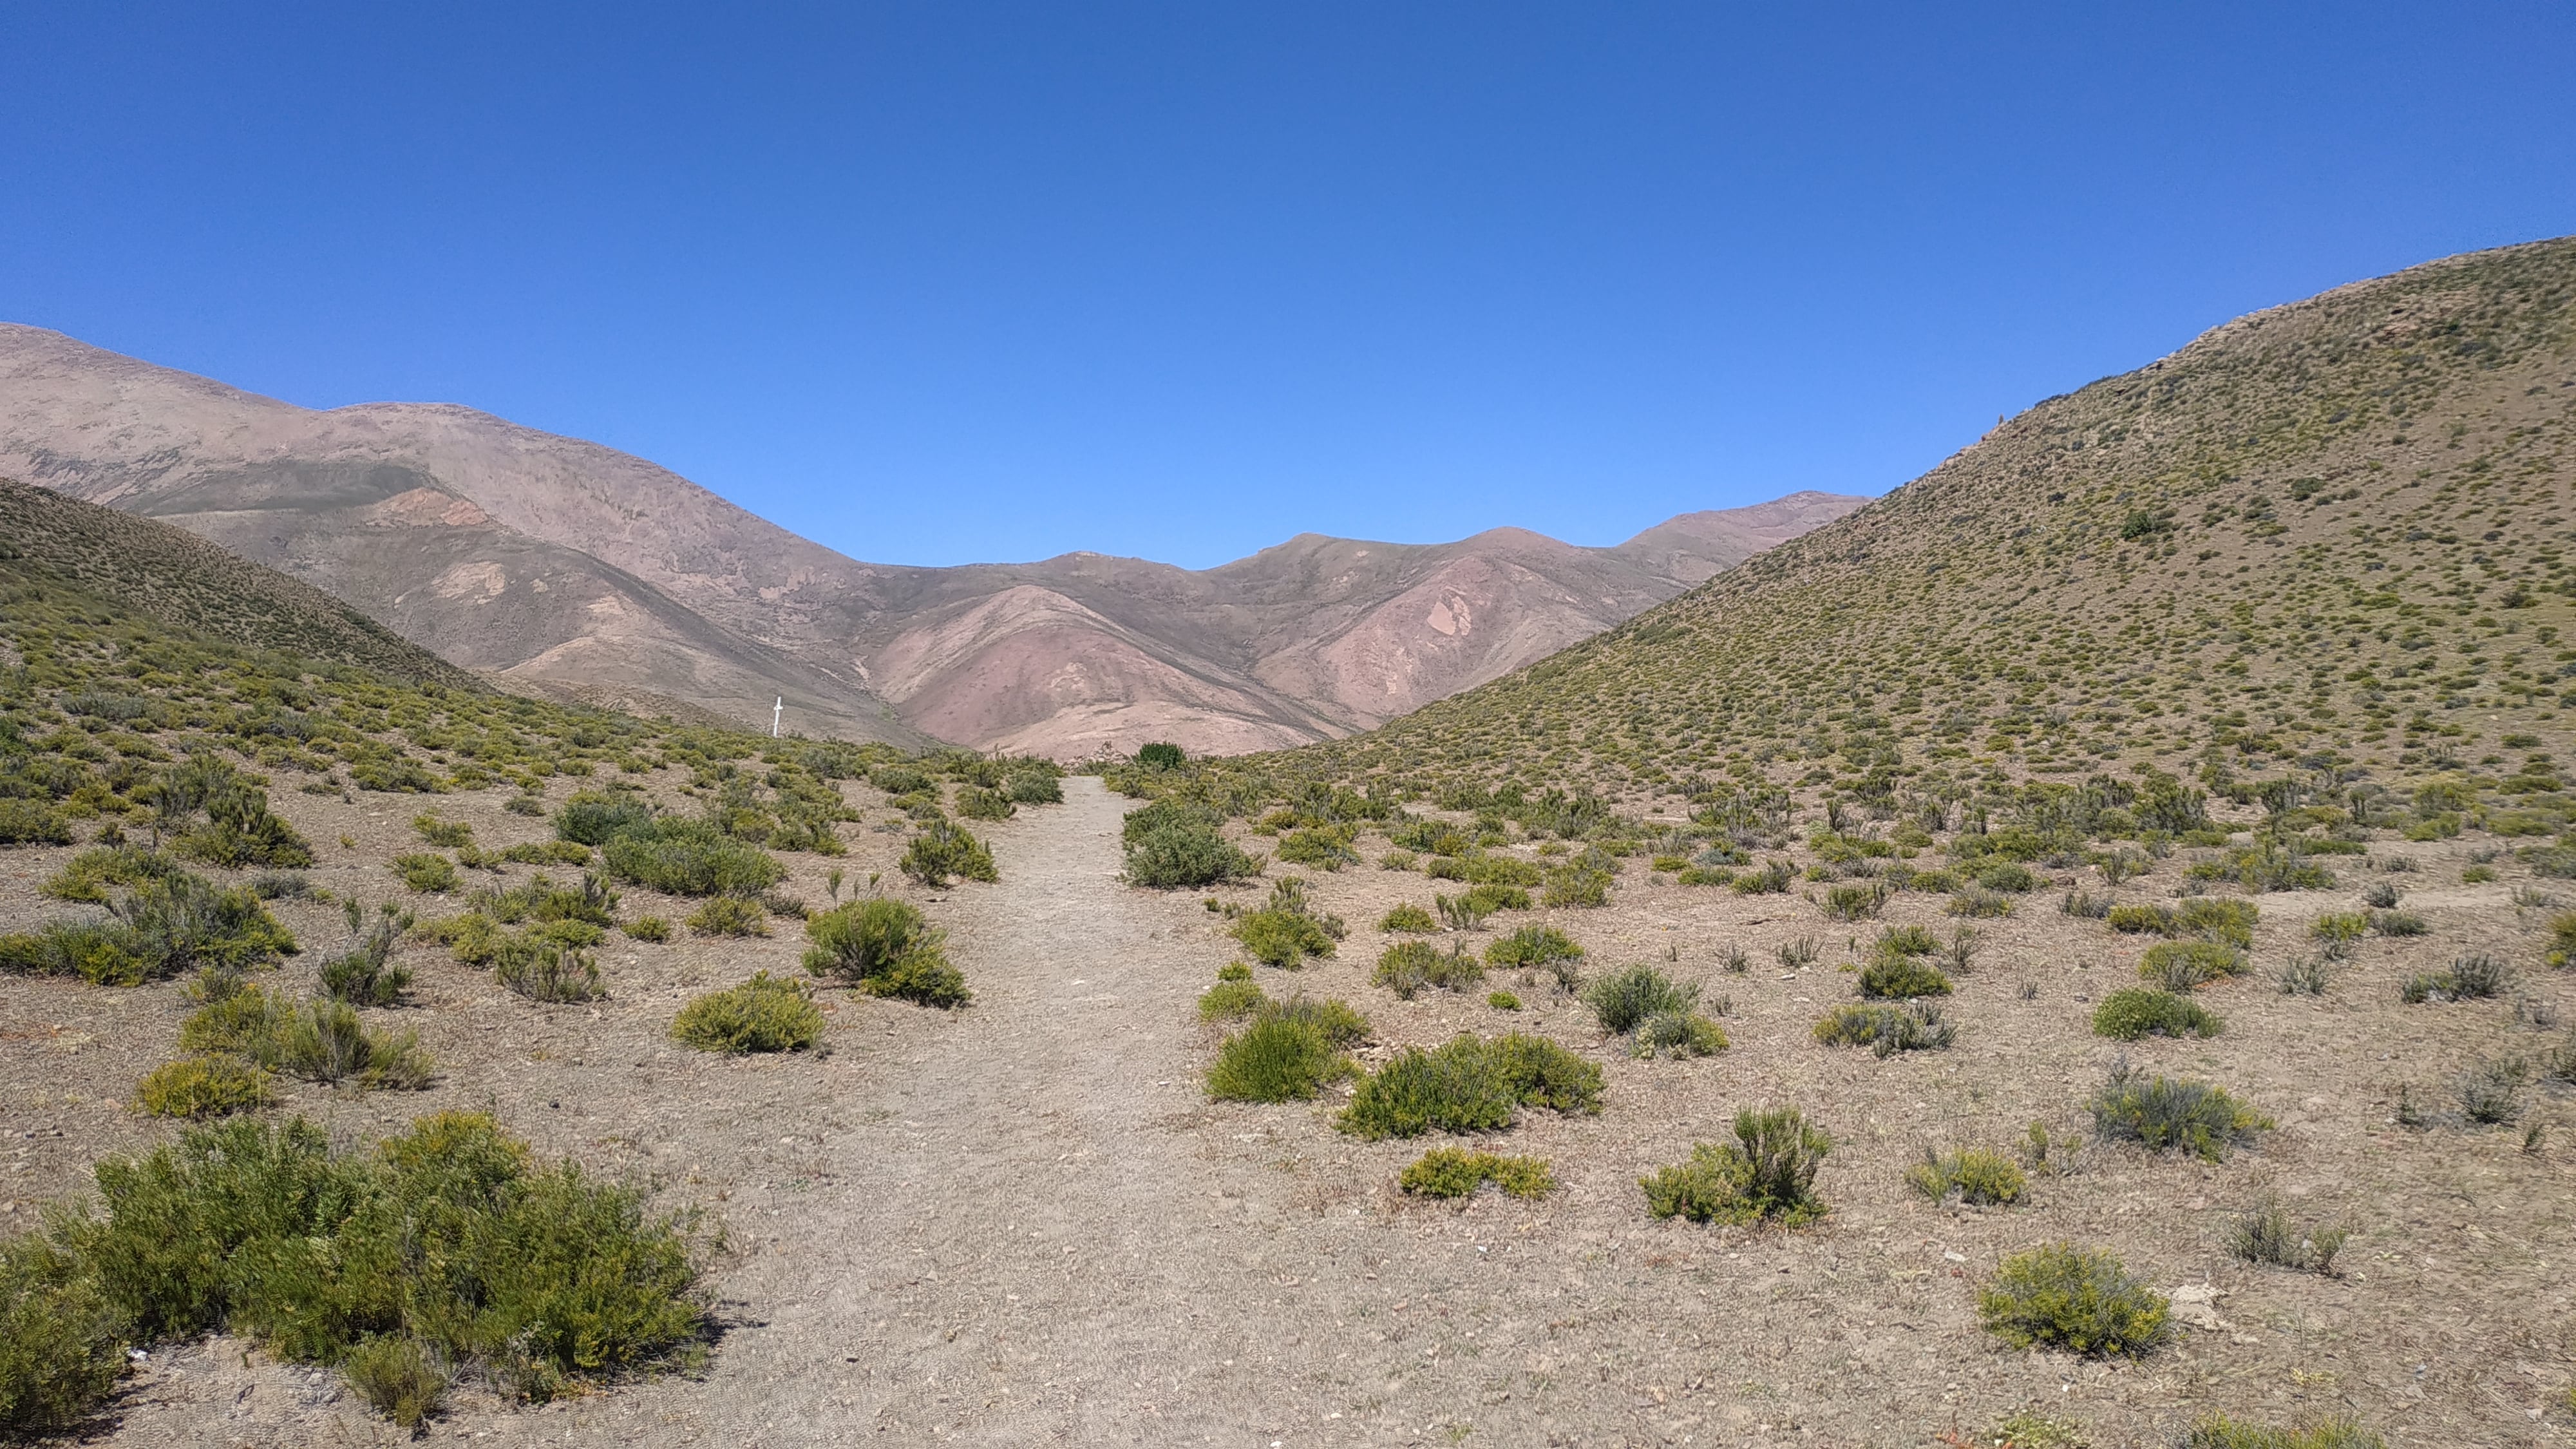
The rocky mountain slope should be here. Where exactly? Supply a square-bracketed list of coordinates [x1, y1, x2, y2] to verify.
[0, 325, 1859, 755]
[1240, 236, 2576, 807]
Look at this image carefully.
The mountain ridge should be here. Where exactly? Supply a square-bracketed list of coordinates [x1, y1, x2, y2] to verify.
[0, 322, 1862, 755]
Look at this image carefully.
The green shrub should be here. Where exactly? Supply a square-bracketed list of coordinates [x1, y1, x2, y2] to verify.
[1198, 979, 1267, 1021]
[1542, 866, 1612, 908]
[1905, 1146, 2025, 1206]
[604, 818, 785, 896]
[1216, 960, 1253, 981]
[500, 840, 594, 867]
[1487, 990, 1522, 1010]
[1975, 860, 2038, 893]
[1276, 827, 1360, 871]
[1640, 1107, 1831, 1226]
[869, 765, 934, 797]
[1582, 963, 1694, 1034]
[672, 972, 825, 1054]
[66, 1112, 699, 1406]
[319, 904, 413, 1006]
[494, 937, 606, 1004]
[1337, 1033, 1602, 1139]
[2309, 911, 2367, 957]
[1378, 903, 1437, 933]
[685, 896, 768, 938]
[176, 986, 433, 1091]
[2, 875, 297, 986]
[2088, 1063, 2271, 1160]
[392, 853, 460, 894]
[2183, 1416, 2383, 1449]
[553, 791, 656, 846]
[1632, 1009, 1728, 1059]
[1003, 771, 1062, 805]
[2139, 939, 2248, 991]
[625, 916, 671, 943]
[1372, 940, 1483, 998]
[0, 1235, 124, 1435]
[2092, 988, 2224, 1041]
[1234, 909, 1336, 969]
[504, 794, 546, 817]
[135, 1055, 275, 1118]
[1486, 925, 1584, 971]
[897, 819, 998, 887]
[1260, 995, 1371, 1048]
[412, 813, 474, 848]
[1399, 1148, 1554, 1200]
[1461, 882, 1530, 914]
[954, 786, 1015, 821]
[41, 844, 181, 904]
[1206, 1016, 1347, 1103]
[1121, 802, 1257, 888]
[343, 1334, 449, 1428]
[1857, 956, 1953, 999]
[1976, 1243, 2169, 1357]
[1813, 1001, 1954, 1056]
[0, 799, 73, 846]
[1946, 887, 2015, 918]
[800, 896, 967, 1005]
[2226, 1195, 2349, 1275]
[1136, 742, 1185, 770]
[1821, 882, 1889, 920]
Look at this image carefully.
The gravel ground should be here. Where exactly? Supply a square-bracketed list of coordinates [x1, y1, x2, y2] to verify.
[5, 777, 2573, 1446]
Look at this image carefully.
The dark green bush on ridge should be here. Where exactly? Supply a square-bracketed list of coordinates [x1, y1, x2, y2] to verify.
[804, 897, 969, 1008]
[899, 819, 998, 887]
[1122, 799, 1258, 889]
[603, 818, 785, 897]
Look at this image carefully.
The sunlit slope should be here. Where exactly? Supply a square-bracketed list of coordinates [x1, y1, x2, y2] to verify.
[1256, 237, 2576, 802]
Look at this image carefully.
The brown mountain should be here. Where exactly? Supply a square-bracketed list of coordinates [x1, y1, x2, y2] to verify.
[0, 323, 1862, 755]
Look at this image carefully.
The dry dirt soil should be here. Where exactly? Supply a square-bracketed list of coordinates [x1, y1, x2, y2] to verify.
[5, 777, 2573, 1446]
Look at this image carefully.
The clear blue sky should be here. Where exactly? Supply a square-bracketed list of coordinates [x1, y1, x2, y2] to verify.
[3, 4, 2571, 569]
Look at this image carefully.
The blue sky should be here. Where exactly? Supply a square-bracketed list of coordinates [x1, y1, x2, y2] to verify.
[3, 4, 2571, 569]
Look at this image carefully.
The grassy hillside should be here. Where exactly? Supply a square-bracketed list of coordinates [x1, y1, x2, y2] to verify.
[0, 476, 478, 689]
[1206, 238, 2576, 822]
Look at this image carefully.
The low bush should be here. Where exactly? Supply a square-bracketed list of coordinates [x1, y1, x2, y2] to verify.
[802, 897, 969, 1007]
[1487, 990, 1522, 1010]
[1905, 1146, 2024, 1206]
[1378, 903, 1437, 933]
[2088, 1062, 2271, 1161]
[1198, 979, 1267, 1021]
[1976, 1243, 2169, 1357]
[1338, 1033, 1603, 1139]
[603, 818, 785, 896]
[2092, 988, 2224, 1041]
[412, 813, 474, 848]
[1122, 803, 1258, 889]
[2226, 1195, 2347, 1274]
[1482, 927, 1580, 974]
[1372, 940, 1484, 999]
[1207, 1016, 1349, 1103]
[896, 819, 998, 887]
[1277, 827, 1360, 871]
[0, 1235, 124, 1434]
[625, 916, 672, 943]
[1813, 1001, 1954, 1056]
[1235, 908, 1337, 969]
[1399, 1148, 1554, 1200]
[1632, 1009, 1728, 1059]
[1975, 860, 2038, 893]
[1821, 882, 1889, 920]
[2183, 1416, 2384, 1449]
[60, 1112, 700, 1411]
[1261, 995, 1371, 1048]
[343, 1334, 449, 1429]
[2139, 940, 2248, 991]
[554, 790, 656, 845]
[1582, 963, 1694, 1034]
[1731, 859, 1796, 895]
[954, 786, 1015, 822]
[671, 972, 825, 1054]
[176, 987, 433, 1090]
[1857, 956, 1952, 999]
[0, 799, 73, 846]
[2456, 1055, 2528, 1125]
[1946, 887, 2015, 918]
[319, 902, 413, 1007]
[685, 896, 768, 938]
[392, 853, 460, 894]
[1003, 771, 1063, 805]
[134, 1054, 275, 1119]
[1640, 1107, 1831, 1226]
[494, 936, 606, 1004]
[2, 873, 297, 987]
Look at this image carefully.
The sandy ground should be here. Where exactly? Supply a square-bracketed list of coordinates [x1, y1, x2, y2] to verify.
[5, 777, 2574, 1446]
